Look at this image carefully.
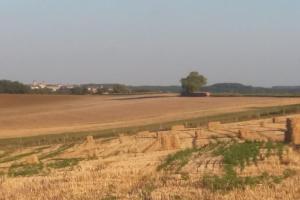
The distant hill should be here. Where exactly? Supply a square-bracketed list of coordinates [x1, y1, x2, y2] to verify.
[84, 83, 300, 95]
[203, 83, 267, 94]
[3, 79, 300, 96]
[203, 83, 300, 95]
[272, 86, 300, 92]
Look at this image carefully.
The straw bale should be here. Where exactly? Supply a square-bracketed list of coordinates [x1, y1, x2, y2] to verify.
[193, 130, 207, 147]
[171, 125, 185, 131]
[171, 134, 181, 149]
[24, 155, 39, 165]
[260, 121, 266, 128]
[137, 131, 151, 137]
[272, 117, 282, 123]
[119, 134, 132, 144]
[207, 121, 221, 130]
[87, 149, 97, 159]
[285, 118, 300, 145]
[158, 132, 181, 150]
[194, 130, 202, 139]
[238, 129, 250, 139]
[86, 136, 95, 144]
[81, 135, 96, 148]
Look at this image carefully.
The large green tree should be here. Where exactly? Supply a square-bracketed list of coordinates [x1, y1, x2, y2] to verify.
[181, 72, 207, 94]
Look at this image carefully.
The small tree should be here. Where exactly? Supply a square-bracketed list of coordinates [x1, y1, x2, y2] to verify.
[181, 72, 207, 95]
[112, 84, 130, 94]
[70, 86, 88, 95]
[0, 80, 30, 94]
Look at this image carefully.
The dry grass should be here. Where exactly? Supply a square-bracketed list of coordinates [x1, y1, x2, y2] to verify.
[1, 115, 300, 199]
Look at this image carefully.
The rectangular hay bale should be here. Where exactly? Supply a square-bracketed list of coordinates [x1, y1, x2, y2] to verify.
[285, 118, 300, 145]
[207, 121, 221, 130]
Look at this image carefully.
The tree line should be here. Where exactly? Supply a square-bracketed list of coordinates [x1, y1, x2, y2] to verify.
[180, 72, 300, 96]
[1, 74, 300, 96]
[0, 73, 205, 95]
[0, 80, 155, 95]
[0, 80, 30, 94]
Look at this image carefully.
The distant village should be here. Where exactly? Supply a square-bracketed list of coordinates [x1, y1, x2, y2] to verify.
[29, 81, 116, 94]
[0, 79, 178, 95]
[30, 81, 74, 92]
[28, 81, 162, 95]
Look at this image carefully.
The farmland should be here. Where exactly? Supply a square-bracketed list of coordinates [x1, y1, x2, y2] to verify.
[1, 94, 300, 199]
[2, 94, 300, 139]
[2, 0, 299, 199]
[1, 114, 300, 199]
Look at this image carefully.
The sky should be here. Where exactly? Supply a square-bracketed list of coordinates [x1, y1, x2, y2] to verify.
[0, 1, 299, 87]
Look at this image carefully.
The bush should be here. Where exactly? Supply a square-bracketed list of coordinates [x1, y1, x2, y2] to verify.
[0, 80, 30, 94]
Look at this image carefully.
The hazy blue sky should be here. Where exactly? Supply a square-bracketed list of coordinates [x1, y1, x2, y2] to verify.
[0, 1, 299, 86]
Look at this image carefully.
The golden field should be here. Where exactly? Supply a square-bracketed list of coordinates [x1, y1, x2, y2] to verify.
[2, 94, 300, 199]
[2, 94, 300, 138]
[1, 115, 300, 199]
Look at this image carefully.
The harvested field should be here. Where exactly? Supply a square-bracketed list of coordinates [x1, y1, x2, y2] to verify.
[1, 115, 300, 199]
[2, 94, 300, 138]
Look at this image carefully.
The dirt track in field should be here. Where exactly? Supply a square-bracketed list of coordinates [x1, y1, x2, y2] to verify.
[1, 94, 300, 138]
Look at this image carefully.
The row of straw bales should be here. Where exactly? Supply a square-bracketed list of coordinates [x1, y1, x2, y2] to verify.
[143, 121, 223, 150]
[172, 122, 222, 132]
[238, 117, 300, 146]
[192, 130, 210, 147]
[18, 127, 183, 168]
[63, 136, 99, 159]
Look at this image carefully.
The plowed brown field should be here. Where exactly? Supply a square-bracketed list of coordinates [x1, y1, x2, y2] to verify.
[1, 94, 300, 138]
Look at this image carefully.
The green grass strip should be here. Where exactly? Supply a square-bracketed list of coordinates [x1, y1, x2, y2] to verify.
[203, 141, 294, 192]
[8, 163, 43, 177]
[47, 158, 81, 169]
[157, 142, 223, 172]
